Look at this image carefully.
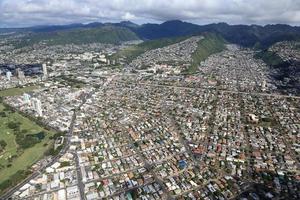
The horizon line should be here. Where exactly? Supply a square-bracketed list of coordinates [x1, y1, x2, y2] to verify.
[1, 19, 300, 29]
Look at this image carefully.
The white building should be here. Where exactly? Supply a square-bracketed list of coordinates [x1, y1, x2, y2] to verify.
[57, 189, 66, 200]
[31, 98, 43, 116]
[16, 68, 25, 80]
[23, 93, 31, 104]
[6, 71, 12, 81]
[42, 64, 48, 79]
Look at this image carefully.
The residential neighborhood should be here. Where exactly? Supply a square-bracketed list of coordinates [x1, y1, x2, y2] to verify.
[0, 33, 299, 200]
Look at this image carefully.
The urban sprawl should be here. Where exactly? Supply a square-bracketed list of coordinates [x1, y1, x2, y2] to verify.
[0, 36, 299, 200]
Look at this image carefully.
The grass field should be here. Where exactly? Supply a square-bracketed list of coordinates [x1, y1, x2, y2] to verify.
[0, 85, 39, 97]
[0, 86, 55, 193]
[0, 103, 55, 186]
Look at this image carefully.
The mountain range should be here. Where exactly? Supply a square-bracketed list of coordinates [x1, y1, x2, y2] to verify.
[1, 20, 300, 48]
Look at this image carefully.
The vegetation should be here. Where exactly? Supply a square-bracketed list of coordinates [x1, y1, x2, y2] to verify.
[0, 85, 39, 97]
[0, 94, 56, 194]
[3, 20, 300, 48]
[0, 170, 32, 192]
[16, 26, 139, 47]
[111, 36, 189, 62]
[60, 161, 71, 167]
[0, 140, 7, 153]
[57, 75, 86, 88]
[44, 145, 63, 157]
[130, 20, 300, 48]
[185, 33, 226, 74]
[254, 49, 299, 94]
[254, 50, 286, 68]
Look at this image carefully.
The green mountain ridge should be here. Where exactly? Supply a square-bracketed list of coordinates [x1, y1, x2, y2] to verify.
[254, 50, 285, 67]
[112, 33, 226, 74]
[112, 36, 190, 62]
[3, 20, 300, 49]
[189, 33, 226, 73]
[16, 26, 139, 47]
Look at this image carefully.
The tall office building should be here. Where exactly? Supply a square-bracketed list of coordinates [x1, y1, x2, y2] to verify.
[31, 98, 43, 116]
[16, 68, 25, 80]
[23, 93, 31, 104]
[261, 80, 267, 92]
[42, 64, 48, 79]
[6, 71, 12, 81]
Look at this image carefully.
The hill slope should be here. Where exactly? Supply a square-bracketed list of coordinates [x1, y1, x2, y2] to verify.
[186, 33, 226, 74]
[2, 20, 300, 48]
[17, 26, 139, 46]
[126, 21, 300, 48]
[255, 49, 300, 95]
[112, 36, 190, 62]
[192, 34, 225, 67]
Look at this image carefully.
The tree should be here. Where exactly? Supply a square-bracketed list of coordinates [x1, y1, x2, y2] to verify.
[0, 112, 6, 117]
[0, 140, 7, 148]
[7, 121, 21, 130]
[0, 140, 7, 153]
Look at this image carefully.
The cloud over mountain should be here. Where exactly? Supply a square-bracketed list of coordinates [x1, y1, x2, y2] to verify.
[0, 0, 299, 27]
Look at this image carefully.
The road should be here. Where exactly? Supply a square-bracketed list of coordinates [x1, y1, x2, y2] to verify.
[123, 81, 300, 100]
[0, 91, 91, 200]
[0, 110, 75, 200]
[70, 91, 94, 200]
[72, 152, 86, 200]
[124, 124, 171, 200]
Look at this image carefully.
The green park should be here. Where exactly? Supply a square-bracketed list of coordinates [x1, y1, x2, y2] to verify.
[0, 86, 56, 194]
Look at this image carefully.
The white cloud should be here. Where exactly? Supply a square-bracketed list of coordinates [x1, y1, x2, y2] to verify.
[0, 0, 299, 27]
[122, 12, 137, 20]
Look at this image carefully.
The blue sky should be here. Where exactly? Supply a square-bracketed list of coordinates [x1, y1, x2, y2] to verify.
[0, 0, 299, 28]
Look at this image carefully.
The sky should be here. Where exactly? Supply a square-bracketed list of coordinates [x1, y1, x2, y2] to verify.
[0, 0, 300, 28]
